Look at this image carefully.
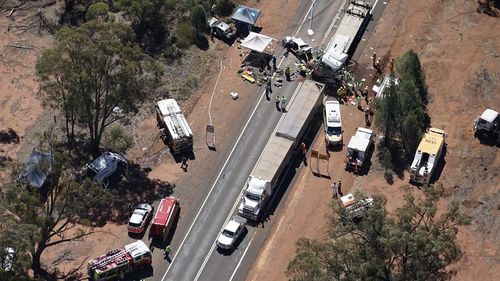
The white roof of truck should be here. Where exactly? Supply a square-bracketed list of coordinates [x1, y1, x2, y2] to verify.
[276, 81, 323, 141]
[252, 136, 293, 182]
[348, 127, 373, 151]
[157, 99, 193, 139]
[325, 100, 341, 128]
[124, 240, 150, 259]
[417, 128, 445, 155]
[480, 109, 498, 122]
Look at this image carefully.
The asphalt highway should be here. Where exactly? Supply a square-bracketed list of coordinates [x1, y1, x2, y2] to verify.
[146, 0, 389, 280]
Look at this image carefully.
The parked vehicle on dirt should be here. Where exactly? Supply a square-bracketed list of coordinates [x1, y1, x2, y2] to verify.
[410, 128, 446, 186]
[156, 99, 193, 154]
[281, 36, 313, 58]
[345, 127, 373, 173]
[87, 240, 152, 281]
[209, 17, 235, 40]
[216, 218, 246, 250]
[340, 193, 373, 221]
[82, 152, 128, 187]
[324, 99, 343, 147]
[149, 197, 180, 242]
[238, 81, 323, 221]
[474, 109, 500, 142]
[128, 203, 153, 234]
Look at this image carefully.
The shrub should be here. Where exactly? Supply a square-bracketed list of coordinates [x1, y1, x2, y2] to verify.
[186, 74, 199, 89]
[191, 5, 207, 37]
[176, 23, 196, 49]
[216, 0, 234, 16]
[86, 2, 109, 21]
[104, 125, 134, 153]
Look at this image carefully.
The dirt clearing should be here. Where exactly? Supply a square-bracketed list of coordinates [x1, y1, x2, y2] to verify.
[246, 0, 500, 280]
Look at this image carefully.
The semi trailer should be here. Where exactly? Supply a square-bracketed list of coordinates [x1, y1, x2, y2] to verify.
[238, 81, 324, 221]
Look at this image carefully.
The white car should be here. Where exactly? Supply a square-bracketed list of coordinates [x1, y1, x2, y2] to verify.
[282, 36, 313, 57]
[217, 219, 245, 250]
[128, 203, 153, 234]
[209, 17, 235, 40]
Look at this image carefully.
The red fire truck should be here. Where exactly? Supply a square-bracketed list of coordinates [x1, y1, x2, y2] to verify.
[149, 197, 180, 242]
[87, 240, 152, 281]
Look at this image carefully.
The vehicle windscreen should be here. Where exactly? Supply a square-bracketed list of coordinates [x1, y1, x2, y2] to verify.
[222, 229, 235, 237]
[128, 221, 141, 228]
[246, 193, 260, 201]
[327, 126, 342, 135]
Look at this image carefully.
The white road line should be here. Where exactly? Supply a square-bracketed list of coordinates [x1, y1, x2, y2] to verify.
[190, 1, 321, 279]
[160, 69, 267, 281]
[229, 237, 254, 281]
[371, 0, 381, 13]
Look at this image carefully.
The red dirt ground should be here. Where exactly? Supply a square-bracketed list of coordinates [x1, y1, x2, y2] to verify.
[246, 0, 499, 281]
[1, 0, 498, 279]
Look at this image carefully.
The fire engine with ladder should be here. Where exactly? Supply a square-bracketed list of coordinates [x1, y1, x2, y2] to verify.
[87, 240, 152, 281]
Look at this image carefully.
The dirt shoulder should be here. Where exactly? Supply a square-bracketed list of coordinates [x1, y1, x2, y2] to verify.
[246, 1, 499, 280]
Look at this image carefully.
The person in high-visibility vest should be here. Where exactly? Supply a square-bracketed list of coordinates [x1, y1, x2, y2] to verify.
[280, 96, 287, 112]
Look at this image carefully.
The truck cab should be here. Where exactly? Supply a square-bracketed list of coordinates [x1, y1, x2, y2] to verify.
[238, 177, 271, 221]
[324, 99, 343, 147]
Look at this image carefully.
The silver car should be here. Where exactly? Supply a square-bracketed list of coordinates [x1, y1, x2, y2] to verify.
[217, 219, 245, 249]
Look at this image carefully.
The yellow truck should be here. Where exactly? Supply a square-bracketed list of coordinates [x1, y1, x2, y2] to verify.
[410, 128, 446, 186]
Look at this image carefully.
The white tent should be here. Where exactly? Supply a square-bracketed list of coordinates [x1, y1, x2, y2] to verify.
[240, 32, 274, 53]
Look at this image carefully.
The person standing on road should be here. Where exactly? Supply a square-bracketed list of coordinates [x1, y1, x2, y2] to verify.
[272, 55, 277, 71]
[285, 65, 291, 81]
[331, 182, 338, 198]
[265, 83, 272, 100]
[276, 95, 281, 111]
[280, 96, 287, 112]
[164, 245, 171, 257]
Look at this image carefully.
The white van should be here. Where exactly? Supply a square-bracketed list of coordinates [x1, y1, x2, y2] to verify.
[324, 99, 343, 146]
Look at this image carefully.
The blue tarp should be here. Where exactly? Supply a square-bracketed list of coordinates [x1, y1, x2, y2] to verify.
[231, 5, 261, 25]
[18, 150, 53, 188]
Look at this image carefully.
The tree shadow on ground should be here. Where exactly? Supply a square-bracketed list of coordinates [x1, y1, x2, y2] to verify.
[82, 162, 175, 227]
[194, 36, 209, 50]
[0, 128, 20, 144]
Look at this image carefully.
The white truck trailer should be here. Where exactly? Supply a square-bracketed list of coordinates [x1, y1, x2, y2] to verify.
[238, 81, 324, 221]
[314, 1, 371, 79]
[155, 99, 193, 154]
[345, 127, 373, 173]
[410, 128, 446, 186]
